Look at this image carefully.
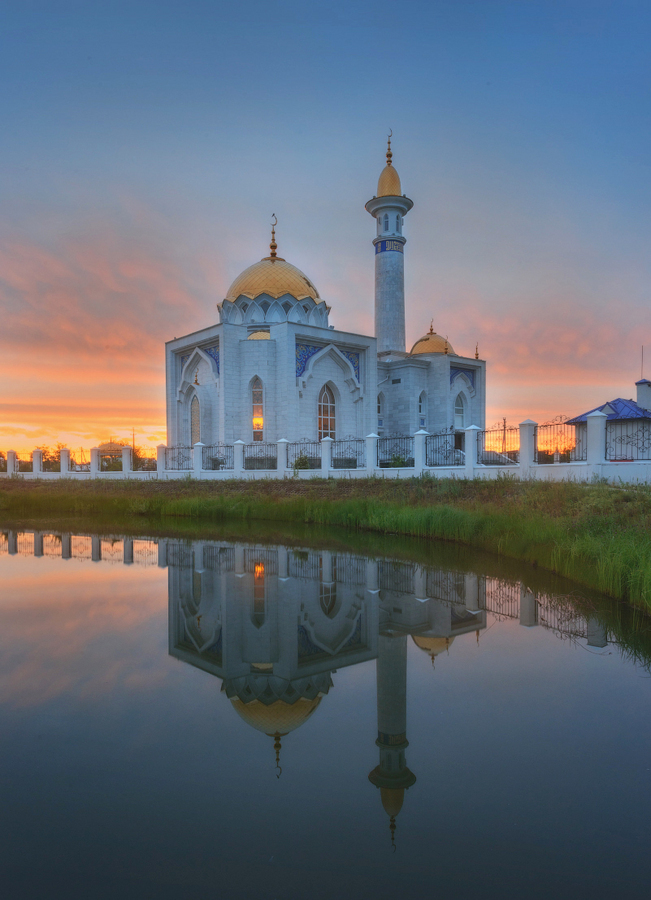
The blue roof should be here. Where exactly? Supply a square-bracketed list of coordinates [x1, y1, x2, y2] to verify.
[567, 397, 651, 425]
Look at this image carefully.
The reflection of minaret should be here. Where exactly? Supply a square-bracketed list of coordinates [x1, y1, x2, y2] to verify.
[368, 634, 416, 848]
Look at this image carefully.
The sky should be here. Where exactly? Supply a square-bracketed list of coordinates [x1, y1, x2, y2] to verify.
[1, 0, 650, 451]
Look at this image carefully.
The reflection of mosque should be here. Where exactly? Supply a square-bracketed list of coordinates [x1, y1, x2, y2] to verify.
[165, 539, 487, 843]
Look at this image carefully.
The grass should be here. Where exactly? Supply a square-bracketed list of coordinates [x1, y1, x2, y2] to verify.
[2, 474, 651, 609]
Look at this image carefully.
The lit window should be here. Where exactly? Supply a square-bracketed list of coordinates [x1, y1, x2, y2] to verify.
[191, 395, 200, 445]
[252, 377, 264, 441]
[318, 385, 336, 440]
[253, 561, 265, 628]
[454, 393, 466, 430]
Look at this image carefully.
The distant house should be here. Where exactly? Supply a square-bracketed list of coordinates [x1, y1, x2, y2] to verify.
[567, 379, 651, 461]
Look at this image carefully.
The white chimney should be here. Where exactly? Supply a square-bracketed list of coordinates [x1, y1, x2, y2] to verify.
[636, 379, 651, 412]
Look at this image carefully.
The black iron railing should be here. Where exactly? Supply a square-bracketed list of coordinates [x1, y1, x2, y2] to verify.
[534, 421, 585, 463]
[201, 443, 234, 470]
[244, 443, 277, 470]
[100, 453, 122, 472]
[605, 420, 651, 461]
[476, 428, 519, 465]
[377, 436, 414, 468]
[287, 440, 321, 470]
[425, 433, 463, 467]
[17, 454, 33, 473]
[165, 446, 193, 470]
[68, 453, 90, 472]
[133, 453, 157, 472]
[331, 437, 365, 469]
[0, 455, 6, 473]
[41, 451, 61, 473]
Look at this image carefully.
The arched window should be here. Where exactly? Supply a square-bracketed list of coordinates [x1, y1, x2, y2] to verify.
[252, 561, 265, 629]
[318, 385, 336, 440]
[454, 393, 466, 430]
[252, 377, 264, 441]
[377, 393, 385, 432]
[191, 395, 200, 445]
[383, 213, 389, 231]
[396, 214, 400, 232]
[419, 392, 427, 430]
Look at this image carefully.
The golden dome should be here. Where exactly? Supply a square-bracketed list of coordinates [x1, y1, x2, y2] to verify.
[412, 635, 455, 657]
[380, 787, 405, 818]
[377, 164, 402, 197]
[225, 257, 320, 302]
[410, 327, 455, 356]
[230, 695, 322, 735]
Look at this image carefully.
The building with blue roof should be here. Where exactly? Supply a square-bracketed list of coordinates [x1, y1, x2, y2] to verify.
[567, 380, 651, 461]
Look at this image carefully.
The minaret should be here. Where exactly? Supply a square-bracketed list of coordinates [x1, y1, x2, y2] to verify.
[365, 134, 414, 355]
[368, 634, 416, 848]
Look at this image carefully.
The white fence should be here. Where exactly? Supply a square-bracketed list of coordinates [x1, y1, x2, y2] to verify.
[2, 412, 650, 483]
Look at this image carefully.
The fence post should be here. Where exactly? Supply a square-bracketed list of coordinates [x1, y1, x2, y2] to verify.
[90, 448, 99, 478]
[234, 440, 245, 476]
[7, 450, 16, 475]
[156, 444, 166, 477]
[277, 438, 289, 473]
[413, 430, 428, 474]
[366, 434, 379, 474]
[121, 446, 132, 476]
[32, 449, 43, 475]
[193, 442, 204, 478]
[464, 425, 480, 478]
[586, 410, 607, 470]
[60, 448, 70, 475]
[321, 436, 333, 475]
[519, 420, 537, 478]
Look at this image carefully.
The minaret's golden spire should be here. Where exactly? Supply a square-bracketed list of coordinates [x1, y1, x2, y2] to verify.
[475, 343, 479, 360]
[273, 731, 282, 778]
[386, 129, 393, 167]
[269, 214, 278, 259]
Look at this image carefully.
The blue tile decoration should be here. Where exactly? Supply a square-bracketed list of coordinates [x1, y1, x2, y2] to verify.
[204, 344, 220, 374]
[342, 614, 362, 649]
[450, 366, 475, 389]
[296, 342, 323, 377]
[297, 624, 326, 659]
[340, 349, 360, 382]
[180, 354, 190, 368]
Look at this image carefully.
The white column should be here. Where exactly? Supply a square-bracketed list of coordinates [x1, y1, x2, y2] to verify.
[60, 448, 71, 475]
[6, 451, 16, 475]
[414, 566, 427, 602]
[156, 444, 166, 476]
[157, 540, 167, 568]
[32, 449, 43, 475]
[519, 420, 537, 478]
[193, 442, 204, 478]
[321, 436, 332, 475]
[91, 535, 101, 562]
[123, 538, 134, 565]
[587, 616, 608, 648]
[464, 425, 480, 478]
[33, 532, 44, 557]
[586, 411, 607, 467]
[121, 447, 132, 475]
[277, 438, 289, 472]
[366, 559, 379, 592]
[465, 573, 479, 610]
[61, 534, 72, 559]
[366, 434, 379, 473]
[413, 430, 427, 473]
[234, 440, 244, 476]
[90, 448, 100, 478]
[8, 531, 17, 554]
[278, 547, 289, 580]
[520, 586, 538, 627]
[235, 544, 245, 576]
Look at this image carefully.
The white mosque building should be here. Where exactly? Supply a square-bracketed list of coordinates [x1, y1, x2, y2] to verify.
[165, 139, 486, 449]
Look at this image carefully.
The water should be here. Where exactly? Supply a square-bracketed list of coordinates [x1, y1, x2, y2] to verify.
[1, 526, 650, 899]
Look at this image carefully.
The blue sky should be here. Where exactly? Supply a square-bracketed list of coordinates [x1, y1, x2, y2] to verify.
[1, 0, 649, 446]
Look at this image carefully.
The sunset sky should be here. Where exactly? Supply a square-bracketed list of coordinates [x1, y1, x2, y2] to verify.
[2, 0, 650, 452]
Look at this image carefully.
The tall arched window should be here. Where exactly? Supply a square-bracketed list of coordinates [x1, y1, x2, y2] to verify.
[377, 393, 385, 432]
[252, 377, 264, 441]
[252, 561, 265, 629]
[318, 385, 336, 440]
[454, 393, 466, 430]
[383, 213, 389, 231]
[396, 214, 400, 232]
[191, 395, 200, 445]
[418, 392, 427, 430]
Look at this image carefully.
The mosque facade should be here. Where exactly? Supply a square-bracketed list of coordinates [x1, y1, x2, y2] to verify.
[165, 140, 486, 448]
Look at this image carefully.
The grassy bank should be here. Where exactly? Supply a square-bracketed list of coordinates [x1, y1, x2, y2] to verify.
[2, 476, 651, 608]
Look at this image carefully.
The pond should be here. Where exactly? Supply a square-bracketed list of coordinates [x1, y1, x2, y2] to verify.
[1, 526, 650, 899]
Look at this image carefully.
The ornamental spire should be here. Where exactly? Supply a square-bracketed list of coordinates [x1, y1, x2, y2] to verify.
[386, 129, 393, 167]
[269, 214, 278, 259]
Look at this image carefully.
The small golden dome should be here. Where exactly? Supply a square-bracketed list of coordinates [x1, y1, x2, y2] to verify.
[225, 257, 320, 302]
[410, 327, 455, 356]
[377, 164, 402, 197]
[412, 635, 455, 657]
[380, 787, 405, 818]
[230, 695, 322, 735]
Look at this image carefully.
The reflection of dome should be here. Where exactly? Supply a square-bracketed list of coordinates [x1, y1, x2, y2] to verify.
[230, 695, 321, 736]
[410, 328, 455, 356]
[380, 787, 404, 818]
[225, 257, 320, 302]
[412, 635, 455, 658]
[377, 164, 402, 197]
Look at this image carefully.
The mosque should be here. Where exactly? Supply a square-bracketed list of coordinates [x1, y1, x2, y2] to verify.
[165, 139, 486, 448]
